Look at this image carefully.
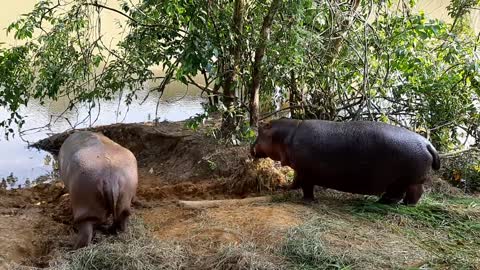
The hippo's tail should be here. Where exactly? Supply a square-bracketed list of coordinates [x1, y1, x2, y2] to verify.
[104, 177, 119, 220]
[427, 144, 441, 171]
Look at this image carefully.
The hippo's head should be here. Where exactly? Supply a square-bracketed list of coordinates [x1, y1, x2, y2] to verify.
[250, 118, 300, 166]
[250, 121, 273, 159]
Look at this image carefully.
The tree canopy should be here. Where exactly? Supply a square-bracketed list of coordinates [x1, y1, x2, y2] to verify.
[0, 0, 479, 150]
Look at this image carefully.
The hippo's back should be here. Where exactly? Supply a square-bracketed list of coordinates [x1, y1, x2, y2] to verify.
[290, 120, 433, 193]
[59, 132, 136, 178]
[58, 131, 138, 222]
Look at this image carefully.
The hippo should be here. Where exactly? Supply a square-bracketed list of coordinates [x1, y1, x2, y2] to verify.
[250, 118, 440, 205]
[58, 131, 138, 249]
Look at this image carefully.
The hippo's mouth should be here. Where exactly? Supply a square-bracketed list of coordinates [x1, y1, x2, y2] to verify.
[250, 143, 268, 159]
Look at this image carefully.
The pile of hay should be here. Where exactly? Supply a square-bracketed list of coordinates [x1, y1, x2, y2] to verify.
[226, 158, 294, 195]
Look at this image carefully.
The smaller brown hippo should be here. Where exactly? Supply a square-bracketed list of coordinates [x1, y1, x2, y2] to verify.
[251, 118, 441, 205]
[59, 131, 138, 249]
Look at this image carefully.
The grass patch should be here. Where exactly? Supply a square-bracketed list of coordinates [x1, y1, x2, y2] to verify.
[427, 193, 480, 207]
[350, 195, 480, 233]
[281, 218, 354, 270]
[270, 188, 480, 268]
[200, 242, 282, 270]
[49, 217, 190, 270]
[350, 195, 480, 269]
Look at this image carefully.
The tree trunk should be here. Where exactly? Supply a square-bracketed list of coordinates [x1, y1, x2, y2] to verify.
[212, 81, 221, 106]
[249, 0, 282, 128]
[221, 0, 245, 134]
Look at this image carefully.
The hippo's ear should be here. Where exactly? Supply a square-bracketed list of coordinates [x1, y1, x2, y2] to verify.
[261, 122, 272, 130]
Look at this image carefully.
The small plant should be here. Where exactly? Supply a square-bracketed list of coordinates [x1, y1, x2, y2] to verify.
[207, 159, 217, 171]
[0, 178, 6, 189]
[5, 173, 18, 188]
[185, 103, 219, 131]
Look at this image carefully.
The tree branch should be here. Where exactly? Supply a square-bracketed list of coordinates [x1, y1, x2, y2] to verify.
[84, 2, 189, 35]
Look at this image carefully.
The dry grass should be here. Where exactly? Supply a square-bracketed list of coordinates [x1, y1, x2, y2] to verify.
[198, 242, 283, 270]
[8, 217, 191, 270]
[226, 158, 293, 195]
[281, 218, 354, 270]
[6, 190, 480, 270]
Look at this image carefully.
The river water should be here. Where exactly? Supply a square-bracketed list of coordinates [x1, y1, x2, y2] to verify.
[0, 80, 205, 188]
[0, 0, 479, 188]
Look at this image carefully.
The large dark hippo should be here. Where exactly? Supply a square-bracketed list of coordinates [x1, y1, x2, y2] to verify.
[251, 118, 440, 205]
[59, 131, 138, 249]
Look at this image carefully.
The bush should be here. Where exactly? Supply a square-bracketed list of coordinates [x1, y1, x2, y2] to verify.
[440, 149, 480, 193]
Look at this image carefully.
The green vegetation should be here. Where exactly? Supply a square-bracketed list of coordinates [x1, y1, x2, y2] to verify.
[282, 219, 354, 270]
[0, 0, 478, 149]
[440, 149, 480, 193]
[268, 188, 480, 269]
[350, 195, 480, 269]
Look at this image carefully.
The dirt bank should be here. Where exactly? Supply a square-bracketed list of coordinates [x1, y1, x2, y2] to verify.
[1, 120, 479, 269]
[32, 119, 290, 196]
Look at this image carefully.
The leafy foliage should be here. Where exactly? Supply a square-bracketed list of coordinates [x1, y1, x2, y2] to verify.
[440, 150, 480, 193]
[0, 0, 479, 149]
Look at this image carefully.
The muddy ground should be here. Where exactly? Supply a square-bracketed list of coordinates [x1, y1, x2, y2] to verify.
[1, 120, 479, 269]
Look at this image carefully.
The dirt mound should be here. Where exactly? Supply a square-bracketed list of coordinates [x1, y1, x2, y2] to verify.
[32, 120, 289, 196]
[33, 122, 207, 181]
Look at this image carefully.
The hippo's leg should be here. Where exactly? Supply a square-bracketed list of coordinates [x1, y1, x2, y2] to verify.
[109, 209, 131, 234]
[378, 182, 406, 205]
[74, 220, 94, 249]
[403, 184, 424, 205]
[301, 182, 315, 202]
[116, 210, 131, 233]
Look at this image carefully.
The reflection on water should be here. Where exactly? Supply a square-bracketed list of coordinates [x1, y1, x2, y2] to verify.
[0, 85, 205, 188]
